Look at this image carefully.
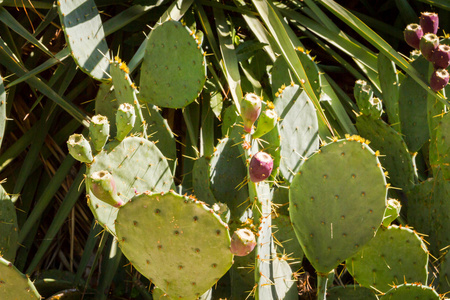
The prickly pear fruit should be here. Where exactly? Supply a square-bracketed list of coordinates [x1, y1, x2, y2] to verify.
[89, 114, 110, 152]
[432, 44, 450, 69]
[354, 80, 377, 116]
[404, 24, 423, 49]
[382, 199, 401, 227]
[88, 170, 124, 208]
[230, 228, 256, 256]
[252, 109, 278, 139]
[430, 68, 449, 91]
[420, 12, 439, 35]
[116, 103, 136, 141]
[240, 93, 261, 133]
[67, 134, 93, 163]
[249, 152, 273, 183]
[420, 33, 439, 61]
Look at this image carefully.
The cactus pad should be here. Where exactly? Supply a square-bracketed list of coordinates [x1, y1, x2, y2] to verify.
[0, 257, 41, 299]
[0, 76, 6, 150]
[346, 225, 428, 293]
[327, 285, 377, 300]
[58, 0, 110, 81]
[140, 20, 206, 108]
[289, 137, 387, 273]
[86, 137, 173, 234]
[0, 185, 18, 261]
[274, 85, 319, 183]
[436, 112, 450, 180]
[439, 250, 450, 294]
[380, 283, 440, 300]
[356, 115, 415, 192]
[116, 191, 233, 299]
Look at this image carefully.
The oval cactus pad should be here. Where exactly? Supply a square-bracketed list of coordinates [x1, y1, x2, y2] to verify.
[86, 137, 173, 234]
[140, 20, 206, 108]
[116, 191, 233, 299]
[0, 257, 41, 299]
[58, 0, 110, 81]
[289, 137, 387, 273]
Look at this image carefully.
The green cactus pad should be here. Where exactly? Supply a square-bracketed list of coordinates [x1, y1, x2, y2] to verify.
[289, 138, 387, 273]
[346, 225, 428, 293]
[209, 137, 249, 229]
[57, 0, 110, 81]
[436, 112, 450, 180]
[0, 185, 18, 261]
[327, 285, 377, 300]
[0, 256, 41, 299]
[398, 56, 430, 152]
[356, 115, 415, 192]
[116, 191, 233, 299]
[439, 250, 450, 294]
[140, 20, 206, 108]
[382, 199, 401, 227]
[380, 283, 440, 300]
[274, 85, 319, 183]
[192, 156, 217, 207]
[407, 171, 450, 256]
[109, 58, 146, 136]
[86, 137, 173, 234]
[89, 115, 109, 152]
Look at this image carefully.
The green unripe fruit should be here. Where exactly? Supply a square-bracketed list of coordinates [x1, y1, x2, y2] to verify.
[354, 80, 374, 114]
[116, 103, 136, 141]
[89, 114, 110, 152]
[240, 93, 261, 133]
[252, 109, 278, 138]
[67, 134, 93, 163]
[88, 170, 124, 208]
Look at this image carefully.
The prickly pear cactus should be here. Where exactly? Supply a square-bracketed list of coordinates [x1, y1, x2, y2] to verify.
[274, 85, 319, 183]
[57, 0, 110, 81]
[140, 20, 206, 108]
[115, 191, 233, 299]
[436, 112, 450, 180]
[0, 185, 18, 261]
[289, 137, 388, 274]
[380, 283, 440, 300]
[327, 285, 377, 300]
[346, 225, 429, 293]
[0, 256, 41, 299]
[439, 250, 450, 294]
[356, 115, 415, 192]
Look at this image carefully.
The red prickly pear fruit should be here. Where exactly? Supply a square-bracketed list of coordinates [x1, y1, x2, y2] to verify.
[240, 93, 262, 133]
[430, 68, 449, 91]
[249, 151, 274, 183]
[89, 170, 125, 208]
[404, 24, 423, 49]
[419, 33, 439, 61]
[420, 12, 439, 35]
[230, 228, 256, 256]
[432, 44, 450, 69]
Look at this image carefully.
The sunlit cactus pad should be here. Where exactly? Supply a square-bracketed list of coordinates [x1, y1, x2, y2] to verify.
[0, 257, 41, 299]
[346, 225, 428, 293]
[58, 0, 110, 81]
[116, 191, 233, 299]
[140, 20, 206, 108]
[0, 185, 18, 261]
[86, 137, 173, 234]
[289, 137, 387, 273]
[380, 283, 440, 300]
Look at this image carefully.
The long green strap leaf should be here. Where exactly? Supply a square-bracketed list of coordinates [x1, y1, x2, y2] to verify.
[319, 0, 449, 106]
[251, 0, 332, 136]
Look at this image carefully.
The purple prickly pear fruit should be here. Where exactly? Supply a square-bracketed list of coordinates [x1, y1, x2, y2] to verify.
[230, 228, 256, 256]
[89, 170, 124, 208]
[419, 33, 439, 61]
[249, 151, 273, 182]
[420, 12, 439, 35]
[432, 44, 450, 69]
[404, 24, 423, 49]
[240, 93, 262, 133]
[430, 68, 449, 91]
